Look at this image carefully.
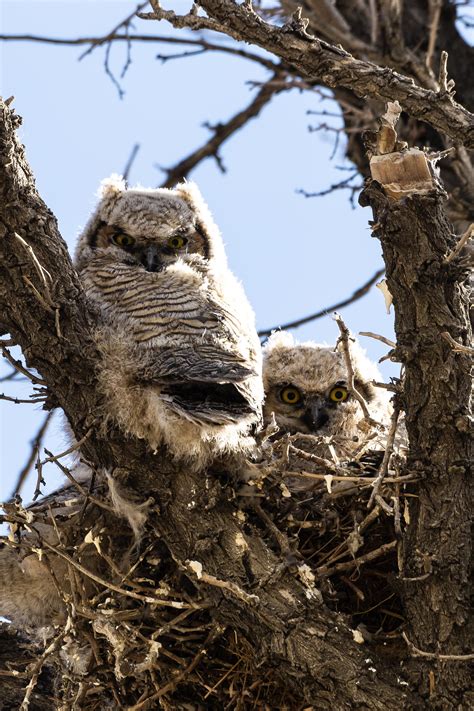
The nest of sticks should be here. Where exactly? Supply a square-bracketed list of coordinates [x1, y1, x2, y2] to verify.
[0, 417, 410, 710]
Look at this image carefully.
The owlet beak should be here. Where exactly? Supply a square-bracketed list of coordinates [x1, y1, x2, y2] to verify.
[141, 245, 162, 273]
[303, 399, 330, 432]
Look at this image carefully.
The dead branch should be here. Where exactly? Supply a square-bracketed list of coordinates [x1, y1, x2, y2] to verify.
[258, 267, 384, 337]
[160, 71, 285, 187]
[140, 0, 474, 147]
[0, 33, 278, 71]
[334, 312, 381, 427]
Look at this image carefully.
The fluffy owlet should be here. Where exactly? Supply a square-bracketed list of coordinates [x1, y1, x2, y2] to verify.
[262, 331, 391, 458]
[75, 177, 263, 468]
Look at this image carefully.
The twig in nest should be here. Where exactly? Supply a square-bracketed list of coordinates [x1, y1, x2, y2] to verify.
[317, 505, 381, 568]
[185, 561, 259, 606]
[127, 625, 226, 710]
[316, 540, 397, 578]
[441, 332, 474, 355]
[252, 503, 292, 556]
[402, 632, 474, 661]
[281, 470, 416, 485]
[368, 405, 401, 508]
[333, 313, 381, 428]
[444, 224, 473, 263]
[20, 627, 68, 711]
[39, 538, 191, 608]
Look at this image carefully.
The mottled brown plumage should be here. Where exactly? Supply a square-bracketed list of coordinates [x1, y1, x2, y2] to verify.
[262, 331, 391, 460]
[76, 176, 263, 468]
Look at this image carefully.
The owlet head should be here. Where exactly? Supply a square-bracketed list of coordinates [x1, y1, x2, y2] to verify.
[262, 331, 383, 437]
[75, 176, 227, 272]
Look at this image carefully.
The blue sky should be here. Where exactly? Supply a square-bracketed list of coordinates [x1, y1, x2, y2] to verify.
[0, 1, 402, 502]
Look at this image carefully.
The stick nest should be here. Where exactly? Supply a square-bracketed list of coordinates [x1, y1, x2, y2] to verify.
[1, 426, 410, 710]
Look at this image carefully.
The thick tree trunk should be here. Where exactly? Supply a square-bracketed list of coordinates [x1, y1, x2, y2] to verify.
[360, 177, 472, 709]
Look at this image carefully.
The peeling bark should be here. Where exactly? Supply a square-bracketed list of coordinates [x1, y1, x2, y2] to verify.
[360, 175, 472, 709]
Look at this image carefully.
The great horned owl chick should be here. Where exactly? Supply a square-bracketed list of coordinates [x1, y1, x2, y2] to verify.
[75, 177, 263, 468]
[262, 331, 390, 458]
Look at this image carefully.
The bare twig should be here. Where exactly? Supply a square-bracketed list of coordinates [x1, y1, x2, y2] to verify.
[444, 224, 473, 263]
[160, 71, 285, 187]
[426, 0, 442, 70]
[14, 232, 52, 288]
[39, 539, 191, 608]
[185, 561, 259, 605]
[42, 452, 117, 514]
[402, 632, 474, 661]
[127, 625, 225, 710]
[298, 171, 362, 206]
[1, 347, 46, 385]
[122, 143, 140, 183]
[316, 541, 397, 578]
[20, 628, 67, 711]
[441, 331, 474, 355]
[359, 331, 396, 348]
[438, 50, 455, 98]
[280, 470, 417, 485]
[78, 2, 149, 61]
[334, 313, 381, 427]
[368, 406, 401, 508]
[258, 268, 384, 337]
[0, 393, 45, 404]
[0, 33, 278, 71]
[11, 411, 54, 497]
[40, 430, 92, 466]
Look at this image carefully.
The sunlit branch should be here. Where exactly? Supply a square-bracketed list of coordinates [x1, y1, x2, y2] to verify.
[160, 71, 286, 187]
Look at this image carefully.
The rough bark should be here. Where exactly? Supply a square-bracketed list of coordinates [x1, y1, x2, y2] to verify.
[359, 179, 472, 708]
[280, 0, 474, 229]
[0, 99, 422, 708]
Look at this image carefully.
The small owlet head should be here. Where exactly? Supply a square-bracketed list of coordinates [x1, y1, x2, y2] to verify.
[75, 175, 227, 272]
[262, 331, 388, 438]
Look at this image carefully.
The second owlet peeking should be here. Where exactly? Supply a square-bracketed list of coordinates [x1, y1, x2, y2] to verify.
[75, 177, 263, 468]
[262, 331, 390, 457]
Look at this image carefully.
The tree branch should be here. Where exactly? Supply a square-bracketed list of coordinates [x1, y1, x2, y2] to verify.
[160, 71, 285, 187]
[258, 267, 384, 337]
[139, 0, 474, 147]
[360, 135, 472, 705]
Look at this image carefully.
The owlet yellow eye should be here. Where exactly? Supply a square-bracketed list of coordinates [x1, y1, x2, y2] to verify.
[112, 233, 135, 248]
[280, 386, 302, 405]
[329, 386, 349, 403]
[167, 235, 188, 250]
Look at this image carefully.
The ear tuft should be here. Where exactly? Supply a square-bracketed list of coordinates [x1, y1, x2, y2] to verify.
[98, 174, 126, 199]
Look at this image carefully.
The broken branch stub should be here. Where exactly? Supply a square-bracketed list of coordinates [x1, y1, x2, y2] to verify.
[370, 102, 435, 200]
